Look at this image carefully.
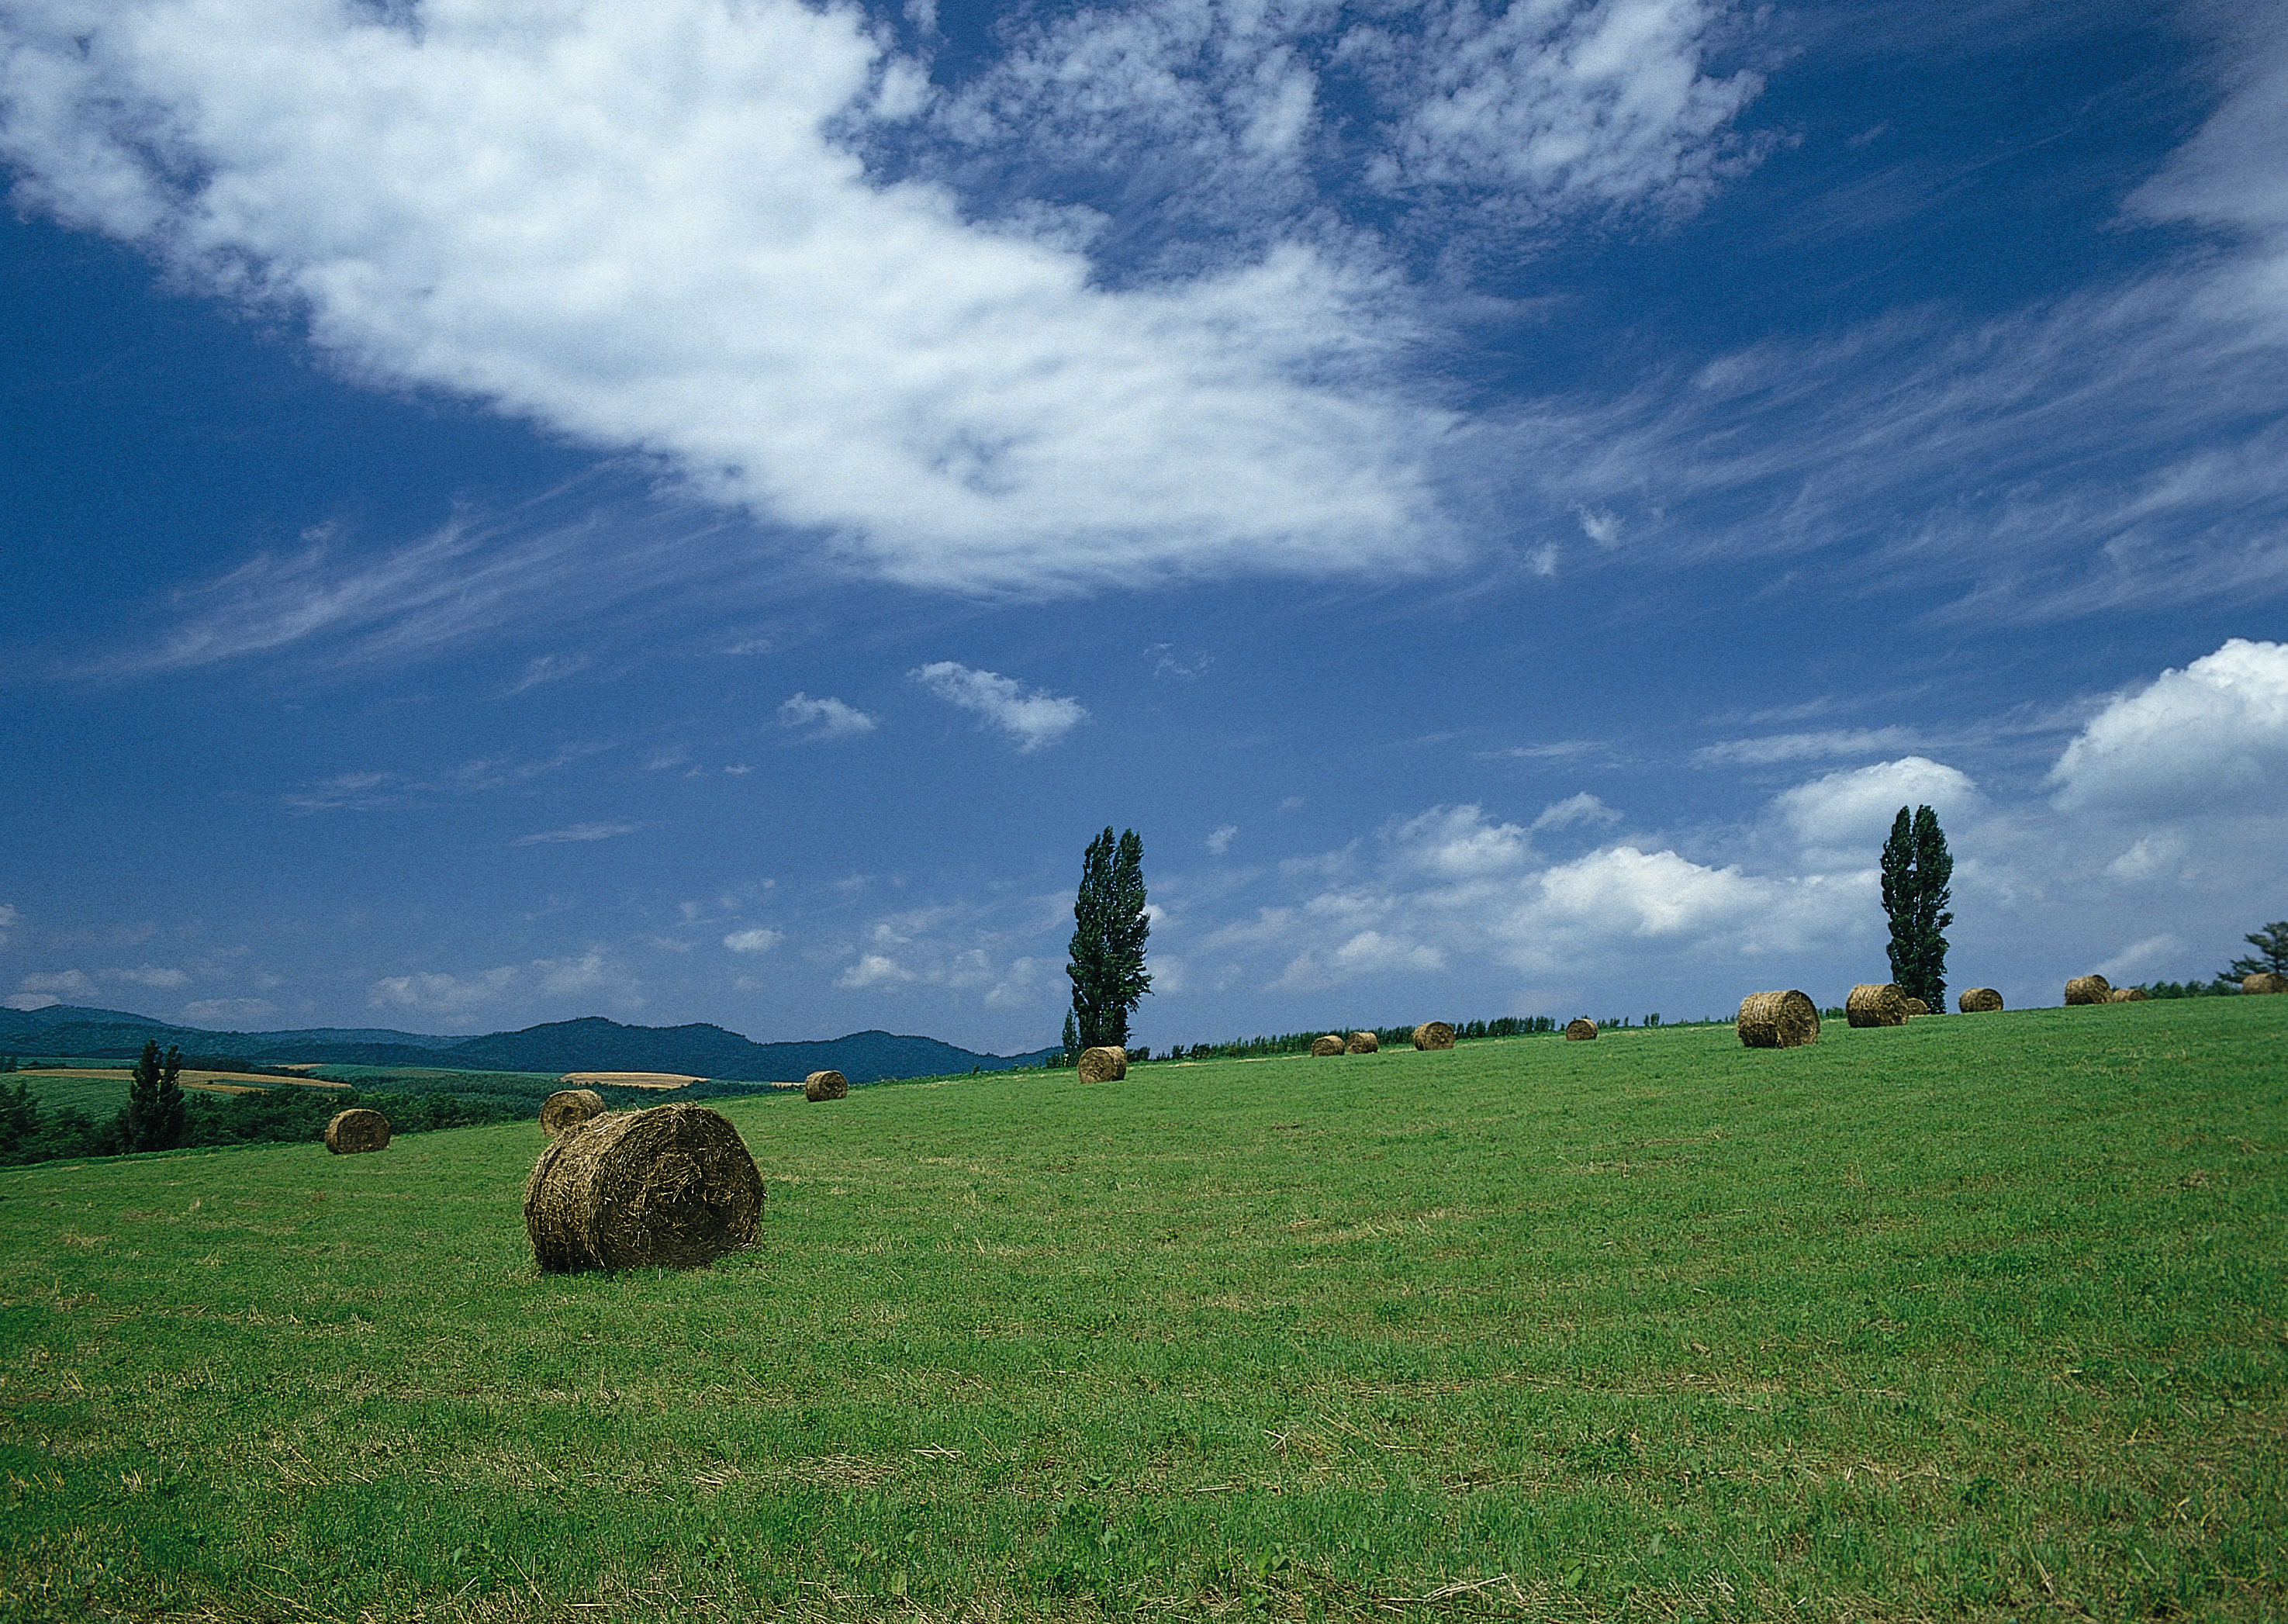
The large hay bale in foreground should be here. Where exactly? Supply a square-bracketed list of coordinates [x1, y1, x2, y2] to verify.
[541, 1089, 606, 1137]
[1958, 986, 2004, 1013]
[524, 1104, 762, 1273]
[1903, 997, 1931, 1018]
[1345, 1031, 1379, 1053]
[324, 1107, 391, 1155]
[1310, 1034, 1345, 1056]
[1077, 1046, 1127, 1083]
[1846, 983, 1909, 1028]
[2107, 986, 2148, 1003]
[1564, 1018, 1597, 1042]
[2064, 974, 2113, 1006]
[804, 1069, 849, 1102]
[2244, 972, 2288, 995]
[1737, 990, 1819, 1049]
[1411, 1021, 1457, 1051]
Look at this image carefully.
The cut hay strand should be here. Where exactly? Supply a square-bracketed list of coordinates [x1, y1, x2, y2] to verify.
[2107, 986, 2148, 1003]
[1903, 997, 1931, 1018]
[541, 1089, 606, 1137]
[524, 1104, 763, 1273]
[1345, 1031, 1379, 1054]
[1077, 1046, 1128, 1083]
[1411, 1022, 1457, 1051]
[323, 1107, 391, 1155]
[1846, 983, 1910, 1028]
[1958, 986, 2005, 1012]
[2244, 972, 2288, 995]
[1310, 1035, 1346, 1056]
[2064, 975, 2113, 1006]
[1564, 1018, 1597, 1042]
[804, 1070, 849, 1102]
[1737, 990, 1819, 1049]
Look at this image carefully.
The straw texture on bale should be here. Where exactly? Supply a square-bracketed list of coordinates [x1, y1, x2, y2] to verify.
[803, 1069, 849, 1102]
[541, 1089, 606, 1137]
[1958, 986, 2005, 1012]
[1737, 990, 1820, 1049]
[2064, 974, 2113, 1006]
[2107, 986, 2148, 1003]
[1564, 1018, 1598, 1042]
[1411, 1021, 1457, 1051]
[1345, 1031, 1379, 1053]
[1077, 1046, 1128, 1083]
[1903, 997, 1930, 1018]
[1310, 1035, 1346, 1056]
[2244, 972, 2288, 995]
[324, 1107, 391, 1155]
[524, 1103, 762, 1273]
[1846, 983, 1910, 1028]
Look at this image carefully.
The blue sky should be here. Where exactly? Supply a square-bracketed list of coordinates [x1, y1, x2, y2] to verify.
[2, 0, 2283, 1051]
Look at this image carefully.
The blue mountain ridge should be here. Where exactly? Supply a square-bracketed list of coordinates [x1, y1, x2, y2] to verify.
[0, 1005, 1059, 1085]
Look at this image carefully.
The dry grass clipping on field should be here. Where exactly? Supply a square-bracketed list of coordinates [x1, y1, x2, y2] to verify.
[1411, 1021, 1457, 1051]
[1077, 1046, 1128, 1083]
[323, 1107, 391, 1155]
[524, 1103, 763, 1273]
[2244, 972, 2288, 995]
[2065, 974, 2113, 1006]
[1310, 1034, 1346, 1056]
[1903, 997, 1931, 1017]
[1564, 1018, 1598, 1042]
[1737, 990, 1820, 1049]
[558, 1072, 702, 1090]
[1346, 1031, 1379, 1053]
[1847, 983, 1910, 1028]
[2107, 986, 2149, 1002]
[804, 1069, 849, 1102]
[1959, 986, 2005, 1012]
[541, 1089, 606, 1137]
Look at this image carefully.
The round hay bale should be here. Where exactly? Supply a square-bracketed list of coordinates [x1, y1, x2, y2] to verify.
[1958, 986, 2004, 1013]
[2107, 986, 2148, 1003]
[1903, 997, 1930, 1018]
[803, 1069, 849, 1102]
[2063, 974, 2112, 1006]
[1411, 1021, 1457, 1051]
[1564, 1018, 1598, 1042]
[1846, 983, 1910, 1028]
[2243, 972, 2288, 996]
[1737, 990, 1820, 1049]
[324, 1107, 391, 1155]
[541, 1089, 606, 1137]
[1077, 1046, 1127, 1083]
[1345, 1031, 1379, 1054]
[1310, 1034, 1345, 1056]
[523, 1103, 762, 1273]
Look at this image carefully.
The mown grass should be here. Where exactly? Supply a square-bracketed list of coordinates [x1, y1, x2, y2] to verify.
[1, 999, 2283, 1621]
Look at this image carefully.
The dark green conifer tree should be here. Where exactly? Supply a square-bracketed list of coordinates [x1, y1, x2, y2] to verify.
[2221, 921, 2288, 980]
[1066, 827, 1152, 1049]
[119, 1039, 187, 1152]
[1880, 805, 1954, 1011]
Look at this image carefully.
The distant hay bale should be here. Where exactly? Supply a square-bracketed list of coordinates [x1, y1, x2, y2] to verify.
[524, 1103, 762, 1273]
[1345, 1031, 1379, 1054]
[323, 1107, 391, 1155]
[2244, 972, 2288, 995]
[803, 1069, 849, 1102]
[1737, 990, 1820, 1049]
[1077, 1046, 1128, 1083]
[541, 1089, 606, 1137]
[1958, 987, 2004, 1013]
[1411, 1021, 1457, 1051]
[1903, 997, 1930, 1018]
[2063, 974, 2113, 1006]
[1846, 983, 1910, 1028]
[1564, 1018, 1598, 1042]
[2107, 986, 2148, 1003]
[1310, 1034, 1346, 1056]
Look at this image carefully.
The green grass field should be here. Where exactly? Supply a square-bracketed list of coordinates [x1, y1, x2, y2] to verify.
[2, 999, 2282, 1621]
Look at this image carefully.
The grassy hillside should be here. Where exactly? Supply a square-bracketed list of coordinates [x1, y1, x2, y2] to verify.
[2, 999, 2283, 1620]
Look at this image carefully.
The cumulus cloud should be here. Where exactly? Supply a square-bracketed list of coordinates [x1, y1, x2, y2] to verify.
[910, 662, 1087, 751]
[181, 997, 279, 1026]
[2048, 639, 2288, 817]
[369, 967, 519, 1015]
[723, 928, 785, 954]
[1205, 824, 1239, 855]
[1531, 792, 1621, 831]
[838, 952, 915, 989]
[1384, 803, 1533, 876]
[1771, 757, 1980, 852]
[15, 970, 99, 1003]
[778, 693, 880, 741]
[512, 821, 640, 846]
[3, 993, 63, 1011]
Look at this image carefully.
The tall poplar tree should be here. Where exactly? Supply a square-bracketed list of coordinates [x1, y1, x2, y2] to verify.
[1880, 805, 1954, 1011]
[119, 1038, 186, 1152]
[1067, 827, 1152, 1050]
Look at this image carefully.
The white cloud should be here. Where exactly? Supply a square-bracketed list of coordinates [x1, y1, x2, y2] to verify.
[723, 928, 784, 954]
[2106, 834, 2186, 883]
[2096, 934, 2184, 983]
[3, 993, 62, 1011]
[2048, 639, 2288, 817]
[1693, 727, 1922, 767]
[535, 951, 617, 1000]
[181, 997, 279, 1026]
[109, 966, 189, 989]
[1384, 804, 1533, 877]
[1575, 507, 1623, 546]
[1205, 824, 1239, 855]
[369, 968, 518, 1015]
[778, 693, 879, 741]
[838, 952, 915, 989]
[15, 970, 98, 1002]
[512, 821, 640, 846]
[1531, 792, 1620, 831]
[1771, 757, 1981, 852]
[910, 662, 1087, 751]
[511, 652, 589, 693]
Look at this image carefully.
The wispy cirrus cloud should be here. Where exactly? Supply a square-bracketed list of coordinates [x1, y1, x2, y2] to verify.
[511, 821, 641, 847]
